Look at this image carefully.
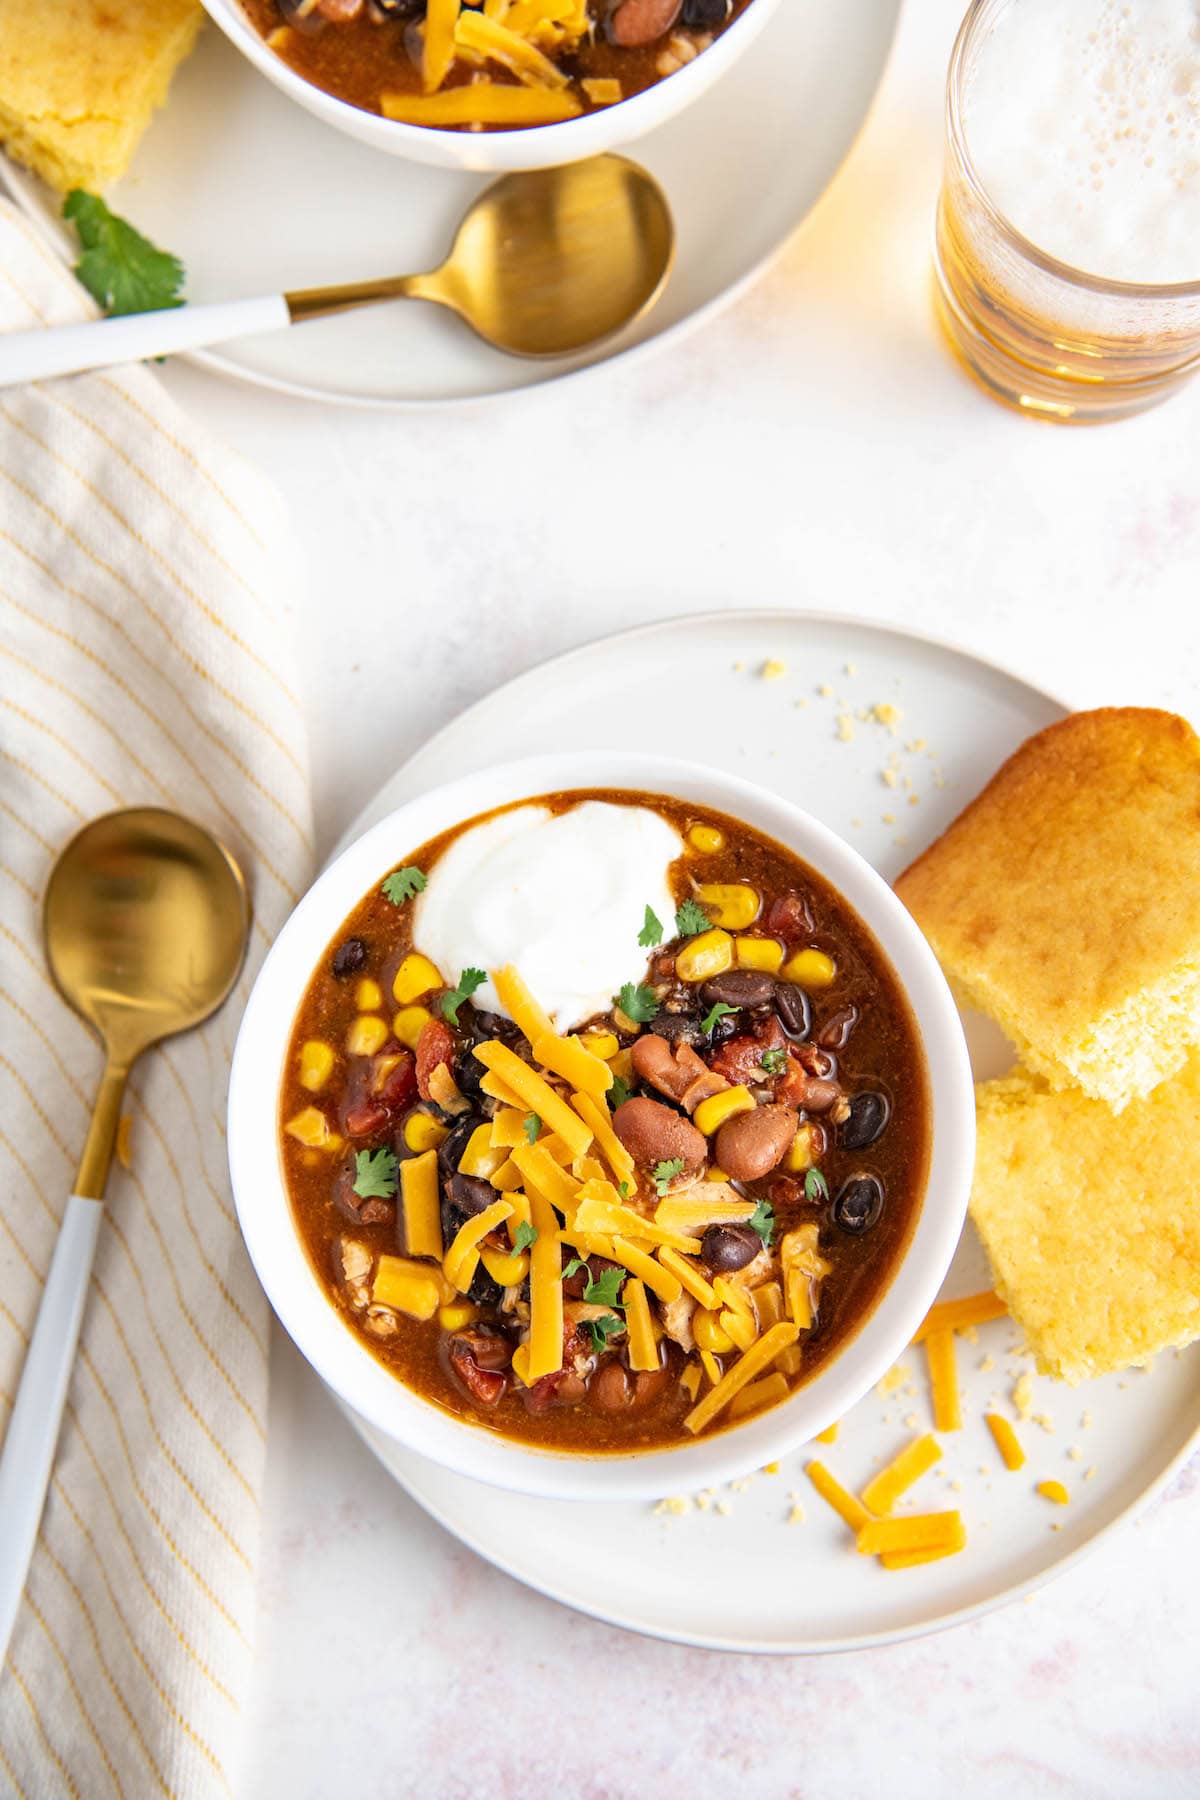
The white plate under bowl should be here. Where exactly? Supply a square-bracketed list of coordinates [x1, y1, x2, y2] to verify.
[0, 0, 899, 407]
[332, 610, 1200, 1651]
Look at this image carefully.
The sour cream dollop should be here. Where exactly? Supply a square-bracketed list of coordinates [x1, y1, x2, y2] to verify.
[413, 801, 681, 1033]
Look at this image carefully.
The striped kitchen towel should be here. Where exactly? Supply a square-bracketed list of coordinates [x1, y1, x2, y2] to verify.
[0, 197, 312, 1796]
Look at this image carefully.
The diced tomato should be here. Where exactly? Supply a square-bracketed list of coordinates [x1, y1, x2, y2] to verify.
[523, 1370, 587, 1413]
[415, 1017, 456, 1101]
[448, 1338, 508, 1408]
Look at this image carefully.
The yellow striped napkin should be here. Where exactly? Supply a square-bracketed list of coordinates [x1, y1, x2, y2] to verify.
[0, 198, 312, 1796]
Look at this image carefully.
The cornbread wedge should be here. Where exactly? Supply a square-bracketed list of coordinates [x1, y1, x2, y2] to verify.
[971, 1059, 1200, 1382]
[0, 0, 203, 193]
[896, 709, 1200, 1112]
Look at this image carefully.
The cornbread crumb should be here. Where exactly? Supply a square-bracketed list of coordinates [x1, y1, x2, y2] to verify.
[844, 662, 857, 676]
[871, 702, 904, 732]
[881, 813, 895, 826]
[817, 682, 834, 698]
[761, 659, 787, 681]
[1031, 1412, 1055, 1434]
[906, 738, 927, 753]
[1067, 1446, 1084, 1462]
[908, 793, 921, 807]
[1084, 1466, 1097, 1481]
[1081, 1411, 1094, 1429]
[1013, 1373, 1035, 1418]
[903, 1412, 921, 1431]
[876, 1363, 909, 1398]
[836, 714, 855, 743]
[787, 1504, 806, 1524]
[881, 768, 899, 788]
[654, 1496, 691, 1516]
[715, 1500, 733, 1517]
[979, 1355, 995, 1373]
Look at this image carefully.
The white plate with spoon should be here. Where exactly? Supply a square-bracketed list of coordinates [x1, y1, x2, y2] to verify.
[0, 0, 900, 407]
[329, 610, 1200, 1652]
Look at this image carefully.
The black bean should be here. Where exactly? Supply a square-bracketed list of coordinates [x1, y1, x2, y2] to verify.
[708, 1011, 741, 1047]
[700, 970, 777, 1009]
[700, 1222, 762, 1274]
[437, 1115, 484, 1183]
[331, 937, 367, 978]
[774, 983, 811, 1039]
[651, 1011, 706, 1046]
[469, 1007, 517, 1042]
[445, 1171, 494, 1218]
[840, 1091, 890, 1151]
[453, 1050, 488, 1105]
[466, 1265, 504, 1307]
[682, 0, 729, 23]
[832, 1174, 884, 1235]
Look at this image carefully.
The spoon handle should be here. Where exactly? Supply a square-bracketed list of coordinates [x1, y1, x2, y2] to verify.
[0, 1194, 103, 1659]
[0, 293, 290, 388]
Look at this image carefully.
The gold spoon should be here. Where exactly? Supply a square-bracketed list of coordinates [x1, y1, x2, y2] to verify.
[0, 156, 676, 387]
[0, 809, 250, 1658]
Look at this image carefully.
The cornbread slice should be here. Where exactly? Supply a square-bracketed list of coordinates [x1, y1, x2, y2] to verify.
[972, 1059, 1200, 1382]
[896, 709, 1200, 1112]
[0, 0, 203, 194]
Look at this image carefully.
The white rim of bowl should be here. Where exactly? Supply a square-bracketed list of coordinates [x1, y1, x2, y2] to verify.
[229, 750, 976, 1500]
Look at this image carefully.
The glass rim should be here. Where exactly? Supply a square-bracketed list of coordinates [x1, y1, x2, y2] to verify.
[946, 0, 1200, 304]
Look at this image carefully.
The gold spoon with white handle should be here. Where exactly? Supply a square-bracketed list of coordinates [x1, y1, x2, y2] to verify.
[0, 156, 674, 386]
[0, 810, 249, 1660]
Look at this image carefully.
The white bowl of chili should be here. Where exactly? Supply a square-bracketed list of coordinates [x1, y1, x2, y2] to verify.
[202, 0, 784, 173]
[229, 752, 975, 1502]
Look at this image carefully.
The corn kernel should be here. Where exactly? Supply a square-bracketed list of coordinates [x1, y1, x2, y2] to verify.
[355, 977, 383, 1012]
[392, 953, 443, 1006]
[694, 1309, 735, 1354]
[721, 1307, 759, 1351]
[392, 1004, 434, 1049]
[694, 883, 760, 930]
[284, 1106, 331, 1148]
[438, 1302, 478, 1332]
[676, 928, 734, 983]
[346, 1014, 389, 1057]
[693, 1085, 755, 1137]
[580, 1029, 620, 1061]
[481, 1247, 530, 1286]
[782, 948, 837, 989]
[735, 935, 785, 974]
[298, 1039, 334, 1091]
[784, 1122, 822, 1172]
[705, 1166, 731, 1183]
[459, 1123, 505, 1180]
[687, 823, 724, 853]
[608, 1048, 635, 1088]
[611, 1007, 642, 1036]
[511, 1343, 532, 1387]
[404, 1111, 449, 1153]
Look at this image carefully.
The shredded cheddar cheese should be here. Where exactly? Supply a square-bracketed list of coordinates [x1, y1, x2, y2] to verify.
[911, 1290, 1007, 1344]
[985, 1413, 1026, 1471]
[857, 1511, 964, 1557]
[925, 1327, 962, 1432]
[683, 1322, 800, 1434]
[443, 1196, 513, 1292]
[860, 1434, 943, 1515]
[624, 1278, 659, 1372]
[804, 1460, 872, 1533]
[526, 1188, 564, 1380]
[474, 1040, 592, 1159]
[401, 1150, 443, 1260]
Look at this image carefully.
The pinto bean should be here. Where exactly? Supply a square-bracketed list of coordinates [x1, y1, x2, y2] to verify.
[608, 0, 682, 47]
[776, 1065, 842, 1113]
[611, 1096, 706, 1173]
[715, 1104, 798, 1182]
[590, 1359, 633, 1412]
[699, 970, 776, 1009]
[632, 1036, 728, 1113]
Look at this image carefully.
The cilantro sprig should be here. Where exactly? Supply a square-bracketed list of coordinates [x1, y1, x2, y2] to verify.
[759, 1047, 788, 1077]
[804, 1168, 830, 1204]
[441, 967, 486, 1024]
[653, 1156, 685, 1196]
[381, 865, 426, 906]
[616, 981, 659, 1025]
[64, 190, 185, 317]
[675, 897, 711, 938]
[638, 905, 664, 948]
[583, 1314, 626, 1354]
[607, 1073, 632, 1112]
[700, 1001, 737, 1035]
[523, 1112, 541, 1145]
[352, 1146, 398, 1201]
[748, 1198, 775, 1247]
[512, 1220, 538, 1254]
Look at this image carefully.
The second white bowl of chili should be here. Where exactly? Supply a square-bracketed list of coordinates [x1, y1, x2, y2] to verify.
[228, 752, 975, 1502]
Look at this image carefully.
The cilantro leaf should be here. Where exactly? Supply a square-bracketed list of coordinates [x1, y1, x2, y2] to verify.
[560, 1256, 588, 1282]
[352, 1146, 399, 1201]
[748, 1198, 775, 1247]
[804, 1168, 830, 1204]
[616, 981, 659, 1024]
[583, 1313, 626, 1354]
[442, 967, 486, 1024]
[583, 1265, 627, 1309]
[512, 1220, 537, 1254]
[700, 1001, 738, 1035]
[653, 1156, 686, 1196]
[607, 1073, 632, 1112]
[618, 1179, 632, 1199]
[675, 898, 711, 938]
[381, 865, 426, 906]
[759, 1047, 789, 1077]
[523, 1112, 541, 1145]
[64, 189, 185, 317]
[638, 905, 664, 948]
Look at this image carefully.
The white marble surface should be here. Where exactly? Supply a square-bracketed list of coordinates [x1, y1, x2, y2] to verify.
[161, 0, 1200, 1793]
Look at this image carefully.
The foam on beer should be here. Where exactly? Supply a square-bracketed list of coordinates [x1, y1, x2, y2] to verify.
[965, 0, 1200, 286]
